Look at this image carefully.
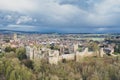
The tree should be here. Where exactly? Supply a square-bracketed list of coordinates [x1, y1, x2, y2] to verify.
[114, 44, 120, 54]
[21, 59, 33, 69]
[0, 53, 4, 58]
[88, 42, 100, 57]
[0, 61, 4, 74]
[1, 58, 35, 80]
[33, 59, 41, 73]
[16, 47, 27, 60]
[5, 47, 16, 53]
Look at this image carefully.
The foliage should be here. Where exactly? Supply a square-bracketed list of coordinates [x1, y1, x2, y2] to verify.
[21, 59, 33, 69]
[114, 44, 120, 54]
[88, 41, 99, 52]
[0, 48, 120, 80]
[0, 53, 4, 58]
[0, 58, 35, 80]
[33, 59, 41, 73]
[5, 47, 16, 53]
[4, 52, 17, 58]
[16, 47, 27, 60]
[34, 57, 120, 80]
[47, 44, 60, 50]
[77, 47, 82, 52]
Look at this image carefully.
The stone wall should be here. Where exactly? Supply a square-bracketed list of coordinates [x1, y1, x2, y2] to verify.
[76, 48, 94, 61]
[60, 54, 75, 61]
[26, 45, 115, 65]
[48, 50, 59, 64]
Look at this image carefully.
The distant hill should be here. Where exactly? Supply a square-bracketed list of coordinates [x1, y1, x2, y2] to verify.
[0, 29, 120, 35]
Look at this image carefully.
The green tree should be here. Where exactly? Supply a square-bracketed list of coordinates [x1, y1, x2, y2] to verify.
[16, 47, 27, 60]
[5, 46, 16, 53]
[33, 59, 41, 73]
[88, 42, 100, 57]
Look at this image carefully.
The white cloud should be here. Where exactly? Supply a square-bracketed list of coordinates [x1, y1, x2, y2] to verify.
[16, 16, 33, 24]
[0, 0, 120, 32]
[96, 28, 107, 31]
[0, 0, 86, 24]
[86, 0, 120, 26]
[6, 24, 36, 31]
[94, 0, 120, 15]
[30, 0, 89, 26]
[0, 0, 37, 13]
[4, 15, 12, 20]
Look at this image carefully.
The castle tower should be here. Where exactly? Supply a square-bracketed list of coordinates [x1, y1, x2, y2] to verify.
[100, 48, 105, 57]
[60, 44, 64, 55]
[13, 33, 17, 41]
[74, 43, 78, 53]
[26, 46, 34, 60]
[48, 50, 59, 64]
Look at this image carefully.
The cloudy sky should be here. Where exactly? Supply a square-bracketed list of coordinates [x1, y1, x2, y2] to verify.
[0, 0, 120, 33]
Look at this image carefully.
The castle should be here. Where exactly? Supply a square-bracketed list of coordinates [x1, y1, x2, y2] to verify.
[26, 43, 116, 64]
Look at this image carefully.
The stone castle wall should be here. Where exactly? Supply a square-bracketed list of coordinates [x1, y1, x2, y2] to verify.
[26, 46, 114, 65]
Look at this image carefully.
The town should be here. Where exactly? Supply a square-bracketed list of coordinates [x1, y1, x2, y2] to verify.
[0, 33, 119, 64]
